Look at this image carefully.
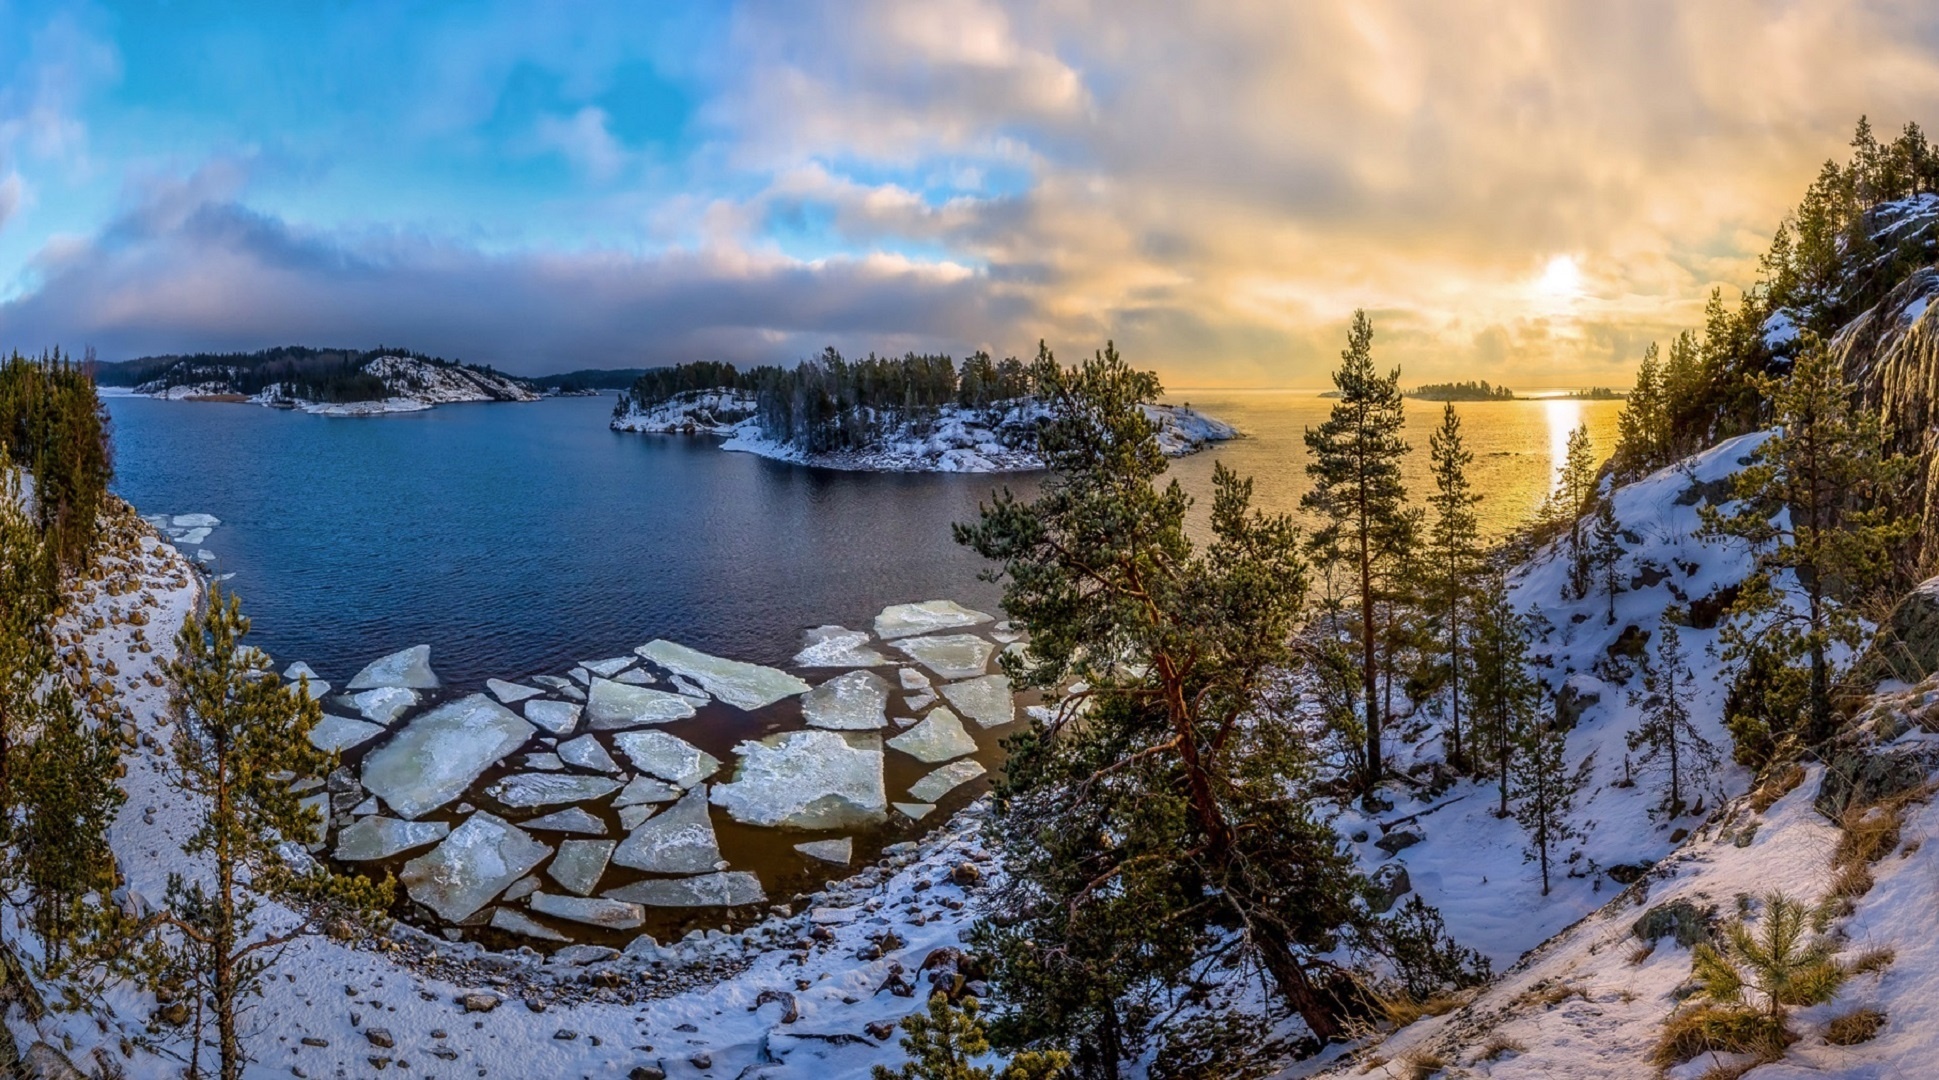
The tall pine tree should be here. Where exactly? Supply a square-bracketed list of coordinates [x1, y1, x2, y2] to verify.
[1513, 718, 1583, 897]
[1425, 403, 1481, 766]
[1467, 572, 1540, 816]
[1626, 625, 1716, 818]
[1556, 423, 1599, 597]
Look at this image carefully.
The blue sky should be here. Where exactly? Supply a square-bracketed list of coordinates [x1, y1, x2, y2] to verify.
[5, 1, 1939, 384]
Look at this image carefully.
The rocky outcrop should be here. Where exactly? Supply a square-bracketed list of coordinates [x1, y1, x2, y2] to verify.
[1834, 254, 1939, 563]
[1847, 576, 1939, 694]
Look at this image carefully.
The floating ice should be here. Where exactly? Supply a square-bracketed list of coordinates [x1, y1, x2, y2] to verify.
[520, 752, 564, 771]
[939, 674, 1015, 729]
[487, 679, 541, 704]
[893, 802, 936, 821]
[346, 645, 439, 690]
[801, 670, 892, 730]
[533, 675, 574, 692]
[484, 772, 622, 808]
[172, 513, 220, 529]
[309, 714, 386, 754]
[335, 816, 450, 861]
[350, 797, 378, 816]
[175, 527, 211, 545]
[347, 686, 419, 726]
[710, 729, 886, 830]
[905, 691, 937, 712]
[529, 891, 644, 930]
[490, 907, 567, 942]
[613, 774, 682, 807]
[503, 876, 539, 902]
[582, 656, 635, 677]
[793, 626, 890, 667]
[670, 675, 706, 699]
[360, 695, 534, 819]
[893, 634, 995, 680]
[524, 699, 581, 736]
[586, 678, 697, 729]
[610, 731, 719, 788]
[613, 669, 655, 686]
[605, 871, 765, 908]
[299, 793, 330, 848]
[521, 807, 606, 834]
[554, 734, 620, 773]
[886, 707, 978, 763]
[898, 668, 931, 691]
[284, 661, 320, 682]
[399, 812, 551, 922]
[617, 804, 656, 830]
[568, 667, 592, 686]
[908, 759, 987, 803]
[634, 639, 810, 710]
[610, 788, 722, 874]
[795, 838, 853, 865]
[288, 678, 331, 701]
[547, 839, 616, 896]
[874, 600, 992, 640]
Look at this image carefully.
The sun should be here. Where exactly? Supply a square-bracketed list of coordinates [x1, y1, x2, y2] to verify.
[1535, 254, 1583, 301]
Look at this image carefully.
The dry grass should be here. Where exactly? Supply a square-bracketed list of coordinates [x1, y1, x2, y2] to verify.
[1830, 860, 1876, 901]
[1472, 1033, 1526, 1062]
[1628, 942, 1656, 966]
[1824, 1006, 1887, 1045]
[1750, 764, 1806, 812]
[1372, 988, 1473, 1028]
[1837, 802, 1905, 867]
[1514, 979, 1583, 1010]
[1393, 1046, 1448, 1080]
[1652, 1004, 1788, 1068]
[1847, 945, 1897, 977]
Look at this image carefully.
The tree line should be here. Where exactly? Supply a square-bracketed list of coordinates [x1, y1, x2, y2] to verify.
[95, 344, 514, 404]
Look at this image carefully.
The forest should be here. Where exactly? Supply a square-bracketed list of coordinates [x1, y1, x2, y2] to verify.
[93, 345, 519, 403]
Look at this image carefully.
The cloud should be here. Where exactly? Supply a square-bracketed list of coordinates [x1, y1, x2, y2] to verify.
[0, 173, 21, 232]
[533, 107, 629, 181]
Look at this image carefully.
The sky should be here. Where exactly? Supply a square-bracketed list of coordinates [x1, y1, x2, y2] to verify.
[5, 2, 1939, 388]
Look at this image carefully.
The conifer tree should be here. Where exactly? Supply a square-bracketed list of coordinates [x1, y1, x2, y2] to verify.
[1590, 497, 1625, 625]
[0, 450, 52, 808]
[139, 586, 390, 1080]
[1512, 718, 1582, 897]
[15, 683, 124, 963]
[1304, 310, 1411, 793]
[1425, 403, 1481, 765]
[1556, 424, 1599, 596]
[1614, 343, 1666, 478]
[1467, 572, 1539, 815]
[1700, 334, 1914, 743]
[1688, 893, 1844, 1030]
[873, 994, 1070, 1080]
[1626, 625, 1717, 818]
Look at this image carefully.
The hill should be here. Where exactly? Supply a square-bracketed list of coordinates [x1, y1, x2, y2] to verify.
[96, 345, 540, 413]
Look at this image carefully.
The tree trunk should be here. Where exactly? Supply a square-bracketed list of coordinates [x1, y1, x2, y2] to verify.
[1360, 528, 1381, 793]
[1253, 917, 1343, 1042]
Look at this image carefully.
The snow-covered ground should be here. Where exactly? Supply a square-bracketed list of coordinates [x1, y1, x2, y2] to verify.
[611, 390, 1238, 472]
[128, 354, 539, 415]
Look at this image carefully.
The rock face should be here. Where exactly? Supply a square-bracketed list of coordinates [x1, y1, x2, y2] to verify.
[400, 813, 552, 922]
[1849, 576, 1939, 691]
[1834, 252, 1939, 565]
[361, 695, 535, 819]
[710, 729, 887, 829]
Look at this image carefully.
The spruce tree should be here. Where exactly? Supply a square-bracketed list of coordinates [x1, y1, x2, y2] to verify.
[1512, 718, 1583, 897]
[958, 344, 1365, 1053]
[1303, 310, 1410, 794]
[140, 585, 391, 1080]
[1626, 625, 1717, 818]
[1590, 497, 1624, 625]
[1425, 403, 1481, 766]
[1699, 334, 1914, 743]
[1467, 572, 1539, 815]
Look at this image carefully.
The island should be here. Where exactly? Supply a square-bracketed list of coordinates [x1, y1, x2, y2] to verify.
[1404, 379, 1517, 401]
[94, 346, 543, 415]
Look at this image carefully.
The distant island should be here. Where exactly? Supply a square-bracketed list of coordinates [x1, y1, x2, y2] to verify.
[1405, 379, 1516, 401]
[1560, 386, 1626, 400]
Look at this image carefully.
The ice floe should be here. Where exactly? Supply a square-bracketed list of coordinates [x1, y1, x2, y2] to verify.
[580, 656, 631, 677]
[546, 839, 616, 896]
[893, 802, 937, 821]
[284, 661, 320, 682]
[346, 644, 439, 690]
[793, 625, 890, 667]
[484, 772, 623, 808]
[487, 678, 541, 704]
[610, 788, 722, 874]
[605, 870, 764, 908]
[885, 707, 977, 763]
[634, 639, 810, 710]
[309, 714, 386, 754]
[490, 907, 567, 942]
[610, 731, 719, 788]
[529, 892, 644, 930]
[710, 729, 886, 830]
[585, 678, 697, 729]
[556, 734, 621, 773]
[524, 699, 581, 736]
[520, 807, 607, 834]
[874, 600, 992, 640]
[334, 816, 450, 861]
[617, 804, 656, 830]
[938, 673, 1015, 729]
[346, 686, 419, 726]
[612, 774, 682, 807]
[399, 812, 552, 922]
[898, 667, 931, 691]
[800, 669, 892, 730]
[360, 694, 534, 819]
[892, 634, 995, 680]
[794, 838, 853, 865]
[907, 759, 987, 803]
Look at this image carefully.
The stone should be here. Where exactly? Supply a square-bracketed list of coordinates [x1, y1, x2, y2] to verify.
[794, 838, 853, 865]
[490, 908, 567, 942]
[460, 993, 501, 1013]
[874, 600, 992, 640]
[310, 714, 386, 754]
[483, 773, 623, 809]
[521, 807, 607, 834]
[1375, 828, 1423, 855]
[711, 730, 887, 829]
[886, 707, 977, 763]
[548, 839, 617, 896]
[586, 679, 697, 729]
[801, 669, 893, 730]
[529, 892, 645, 930]
[524, 699, 582, 736]
[399, 813, 552, 922]
[335, 816, 450, 861]
[606, 871, 765, 908]
[938, 674, 1015, 729]
[557, 734, 621, 773]
[487, 678, 542, 704]
[347, 645, 439, 690]
[1633, 899, 1715, 948]
[893, 634, 995, 680]
[611, 731, 720, 788]
[360, 695, 535, 819]
[907, 759, 986, 804]
[1369, 863, 1412, 914]
[793, 625, 891, 667]
[634, 639, 810, 710]
[611, 788, 723, 874]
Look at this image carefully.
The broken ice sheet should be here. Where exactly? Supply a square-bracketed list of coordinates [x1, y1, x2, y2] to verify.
[605, 871, 765, 908]
[908, 759, 987, 803]
[484, 772, 622, 808]
[892, 634, 995, 680]
[346, 644, 439, 690]
[710, 729, 886, 830]
[793, 625, 890, 667]
[520, 807, 607, 834]
[610, 730, 719, 788]
[529, 891, 643, 930]
[939, 673, 1016, 729]
[335, 816, 450, 861]
[873, 600, 993, 640]
[610, 788, 722, 874]
[547, 839, 617, 896]
[585, 678, 696, 729]
[524, 699, 582, 736]
[556, 734, 621, 773]
[399, 812, 551, 922]
[487, 678, 542, 704]
[800, 669, 892, 730]
[794, 838, 853, 865]
[309, 714, 385, 755]
[634, 639, 809, 710]
[346, 686, 419, 726]
[360, 694, 534, 820]
[885, 707, 977, 763]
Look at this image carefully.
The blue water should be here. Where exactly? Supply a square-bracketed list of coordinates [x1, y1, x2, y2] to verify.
[105, 395, 1030, 685]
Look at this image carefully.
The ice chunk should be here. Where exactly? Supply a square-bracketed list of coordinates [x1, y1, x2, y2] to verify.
[908, 759, 987, 803]
[288, 678, 331, 701]
[284, 661, 320, 682]
[874, 600, 992, 640]
[520, 807, 606, 834]
[898, 667, 931, 691]
[399, 812, 551, 922]
[634, 639, 809, 710]
[490, 907, 567, 942]
[893, 802, 936, 821]
[893, 634, 995, 680]
[556, 734, 621, 773]
[793, 626, 890, 667]
[335, 816, 450, 861]
[547, 839, 616, 896]
[610, 731, 719, 788]
[939, 674, 1015, 729]
[176, 527, 211, 545]
[484, 773, 622, 808]
[605, 871, 765, 908]
[533, 675, 574, 692]
[613, 668, 655, 686]
[520, 752, 565, 771]
[348, 686, 419, 726]
[670, 675, 706, 699]
[360, 695, 534, 819]
[613, 774, 682, 807]
[586, 678, 697, 729]
[524, 699, 581, 736]
[487, 678, 541, 704]
[299, 793, 330, 848]
[171, 512, 220, 529]
[617, 803, 656, 830]
[710, 730, 886, 830]
[346, 645, 439, 690]
[610, 788, 722, 874]
[886, 707, 977, 763]
[801, 670, 892, 730]
[568, 666, 592, 686]
[529, 891, 644, 930]
[795, 838, 853, 865]
[503, 875, 539, 901]
[309, 714, 385, 754]
[905, 691, 937, 711]
[582, 656, 635, 677]
[351, 797, 378, 816]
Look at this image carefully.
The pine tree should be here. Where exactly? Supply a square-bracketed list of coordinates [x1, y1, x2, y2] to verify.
[1467, 572, 1540, 815]
[1590, 497, 1624, 625]
[15, 683, 124, 964]
[1556, 424, 1599, 597]
[1614, 343, 1665, 478]
[1303, 310, 1411, 794]
[1512, 718, 1583, 897]
[0, 449, 52, 814]
[1425, 403, 1481, 766]
[873, 994, 1070, 1080]
[138, 586, 391, 1080]
[1625, 625, 1717, 818]
[1689, 893, 1844, 1029]
[1699, 333, 1915, 744]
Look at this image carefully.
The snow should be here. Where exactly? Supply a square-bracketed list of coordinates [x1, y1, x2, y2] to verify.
[345, 643, 440, 690]
[635, 638, 812, 710]
[891, 633, 995, 679]
[907, 759, 987, 803]
[482, 772, 624, 808]
[308, 713, 386, 753]
[524, 697, 582, 735]
[793, 624, 892, 667]
[801, 669, 893, 730]
[938, 673, 1015, 728]
[886, 707, 978, 763]
[710, 729, 888, 830]
[334, 816, 451, 861]
[610, 730, 721, 788]
[609, 788, 724, 873]
[398, 812, 553, 922]
[873, 599, 994, 639]
[605, 871, 766, 908]
[359, 694, 536, 819]
[528, 892, 645, 931]
[345, 685, 419, 725]
[585, 677, 698, 728]
[556, 733, 621, 773]
[547, 839, 617, 896]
